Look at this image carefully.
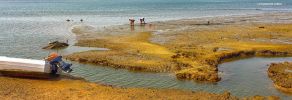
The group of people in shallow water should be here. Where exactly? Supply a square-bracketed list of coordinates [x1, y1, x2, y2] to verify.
[65, 17, 146, 26]
[66, 19, 84, 22]
[129, 17, 146, 26]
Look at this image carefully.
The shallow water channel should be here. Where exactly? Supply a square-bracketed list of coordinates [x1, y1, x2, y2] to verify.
[69, 57, 292, 99]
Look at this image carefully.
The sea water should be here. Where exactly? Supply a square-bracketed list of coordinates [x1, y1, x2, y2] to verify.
[1, 0, 291, 28]
[1, 0, 291, 58]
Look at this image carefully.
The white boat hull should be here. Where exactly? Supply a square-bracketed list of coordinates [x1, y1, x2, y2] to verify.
[0, 56, 61, 74]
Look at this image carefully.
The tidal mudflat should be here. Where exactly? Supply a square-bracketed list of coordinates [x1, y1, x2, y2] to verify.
[62, 12, 292, 99]
[1, 1, 292, 98]
[67, 13, 292, 82]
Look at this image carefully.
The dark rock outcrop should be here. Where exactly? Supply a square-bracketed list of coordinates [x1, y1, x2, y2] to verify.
[42, 41, 69, 49]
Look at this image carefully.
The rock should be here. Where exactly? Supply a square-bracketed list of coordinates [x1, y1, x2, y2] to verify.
[42, 41, 69, 49]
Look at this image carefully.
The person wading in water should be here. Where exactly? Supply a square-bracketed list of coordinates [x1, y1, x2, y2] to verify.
[139, 17, 146, 25]
[129, 18, 135, 26]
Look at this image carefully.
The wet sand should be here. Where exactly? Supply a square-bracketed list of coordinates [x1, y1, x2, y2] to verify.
[66, 12, 292, 82]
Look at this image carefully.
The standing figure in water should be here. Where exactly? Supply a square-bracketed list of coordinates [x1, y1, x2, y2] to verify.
[140, 17, 146, 25]
[129, 18, 135, 26]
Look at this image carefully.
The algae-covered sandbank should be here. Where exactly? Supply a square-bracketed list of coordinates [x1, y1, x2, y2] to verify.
[268, 62, 292, 94]
[0, 76, 240, 100]
[66, 12, 292, 82]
